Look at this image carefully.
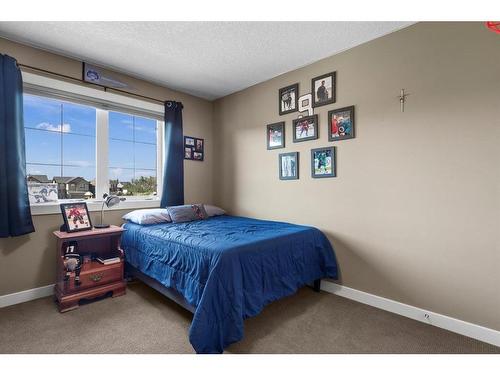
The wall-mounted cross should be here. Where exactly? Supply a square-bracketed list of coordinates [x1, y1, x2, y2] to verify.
[399, 89, 410, 112]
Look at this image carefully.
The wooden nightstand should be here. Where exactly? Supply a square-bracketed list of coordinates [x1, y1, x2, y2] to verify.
[53, 225, 126, 312]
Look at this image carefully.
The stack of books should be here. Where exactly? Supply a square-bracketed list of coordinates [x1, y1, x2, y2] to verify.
[96, 256, 121, 265]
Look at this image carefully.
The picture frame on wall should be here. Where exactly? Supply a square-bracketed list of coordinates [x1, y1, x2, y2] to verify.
[292, 114, 318, 142]
[184, 136, 204, 161]
[312, 71, 336, 108]
[60, 202, 92, 232]
[298, 93, 313, 117]
[311, 146, 336, 178]
[328, 105, 355, 141]
[279, 152, 299, 180]
[278, 83, 299, 115]
[266, 121, 285, 150]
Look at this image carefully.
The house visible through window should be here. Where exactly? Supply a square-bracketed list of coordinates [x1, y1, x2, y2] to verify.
[23, 93, 160, 205]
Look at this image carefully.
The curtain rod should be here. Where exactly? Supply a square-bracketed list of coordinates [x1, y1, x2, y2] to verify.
[17, 63, 166, 105]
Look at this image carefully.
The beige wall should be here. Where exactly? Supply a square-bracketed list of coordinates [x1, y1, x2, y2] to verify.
[213, 22, 500, 330]
[0, 38, 215, 295]
[1, 23, 499, 332]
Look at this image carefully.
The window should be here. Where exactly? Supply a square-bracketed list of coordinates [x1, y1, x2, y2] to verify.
[23, 92, 162, 206]
[108, 111, 157, 197]
[24, 94, 96, 200]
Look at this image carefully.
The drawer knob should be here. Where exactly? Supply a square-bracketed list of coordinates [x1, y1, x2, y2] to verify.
[90, 273, 104, 282]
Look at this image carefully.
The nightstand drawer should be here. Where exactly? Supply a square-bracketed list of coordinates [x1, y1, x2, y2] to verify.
[65, 261, 123, 293]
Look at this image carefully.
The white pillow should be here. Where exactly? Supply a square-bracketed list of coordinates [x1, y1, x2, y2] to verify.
[122, 208, 171, 225]
[204, 205, 226, 217]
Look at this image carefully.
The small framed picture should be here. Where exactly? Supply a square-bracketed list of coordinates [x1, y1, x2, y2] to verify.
[279, 83, 299, 115]
[184, 136, 204, 161]
[27, 182, 58, 204]
[311, 147, 336, 178]
[266, 121, 285, 150]
[60, 202, 92, 232]
[279, 152, 299, 180]
[293, 114, 318, 142]
[328, 106, 355, 141]
[312, 72, 336, 107]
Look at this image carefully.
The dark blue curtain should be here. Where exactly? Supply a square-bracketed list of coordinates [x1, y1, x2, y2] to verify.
[160, 100, 184, 207]
[0, 54, 34, 237]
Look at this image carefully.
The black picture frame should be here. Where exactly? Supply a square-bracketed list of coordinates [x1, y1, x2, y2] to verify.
[184, 136, 204, 161]
[311, 146, 336, 178]
[60, 202, 93, 232]
[292, 114, 319, 143]
[328, 105, 355, 141]
[266, 122, 285, 150]
[279, 83, 299, 115]
[312, 71, 336, 108]
[279, 152, 299, 180]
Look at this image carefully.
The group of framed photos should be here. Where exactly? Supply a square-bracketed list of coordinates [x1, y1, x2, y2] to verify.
[270, 70, 355, 180]
[279, 147, 336, 180]
[267, 105, 354, 148]
[184, 136, 204, 161]
[278, 72, 336, 115]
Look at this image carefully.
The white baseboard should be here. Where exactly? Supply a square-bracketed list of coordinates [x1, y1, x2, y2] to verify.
[1, 281, 498, 348]
[321, 280, 500, 348]
[0, 284, 55, 309]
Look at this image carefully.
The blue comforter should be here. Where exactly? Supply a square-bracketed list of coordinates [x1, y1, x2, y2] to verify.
[121, 215, 338, 353]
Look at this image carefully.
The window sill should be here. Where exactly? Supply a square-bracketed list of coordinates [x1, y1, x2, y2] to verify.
[30, 198, 161, 216]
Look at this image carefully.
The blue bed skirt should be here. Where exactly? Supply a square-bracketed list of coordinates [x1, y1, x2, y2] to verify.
[121, 215, 338, 353]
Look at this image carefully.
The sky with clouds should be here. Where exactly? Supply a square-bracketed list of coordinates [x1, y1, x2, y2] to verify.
[24, 94, 157, 182]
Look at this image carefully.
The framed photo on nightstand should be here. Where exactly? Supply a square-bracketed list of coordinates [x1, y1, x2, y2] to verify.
[60, 202, 92, 232]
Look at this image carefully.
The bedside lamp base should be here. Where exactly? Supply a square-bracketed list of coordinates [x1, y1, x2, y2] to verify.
[96, 193, 122, 230]
[94, 224, 111, 229]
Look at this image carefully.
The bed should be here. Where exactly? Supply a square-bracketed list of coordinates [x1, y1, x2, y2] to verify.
[121, 214, 338, 353]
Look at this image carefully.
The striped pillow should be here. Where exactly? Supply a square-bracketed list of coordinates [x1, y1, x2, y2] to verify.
[167, 204, 208, 223]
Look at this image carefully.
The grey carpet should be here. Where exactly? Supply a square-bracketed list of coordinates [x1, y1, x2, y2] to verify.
[0, 281, 497, 354]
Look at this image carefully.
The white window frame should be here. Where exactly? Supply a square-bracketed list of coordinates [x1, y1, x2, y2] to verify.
[23, 72, 164, 216]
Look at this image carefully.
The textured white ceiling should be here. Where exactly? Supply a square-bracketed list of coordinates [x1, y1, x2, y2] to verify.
[0, 22, 413, 100]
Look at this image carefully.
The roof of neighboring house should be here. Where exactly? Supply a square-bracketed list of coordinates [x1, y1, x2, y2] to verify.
[52, 177, 73, 184]
[52, 177, 88, 184]
[27, 175, 51, 183]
